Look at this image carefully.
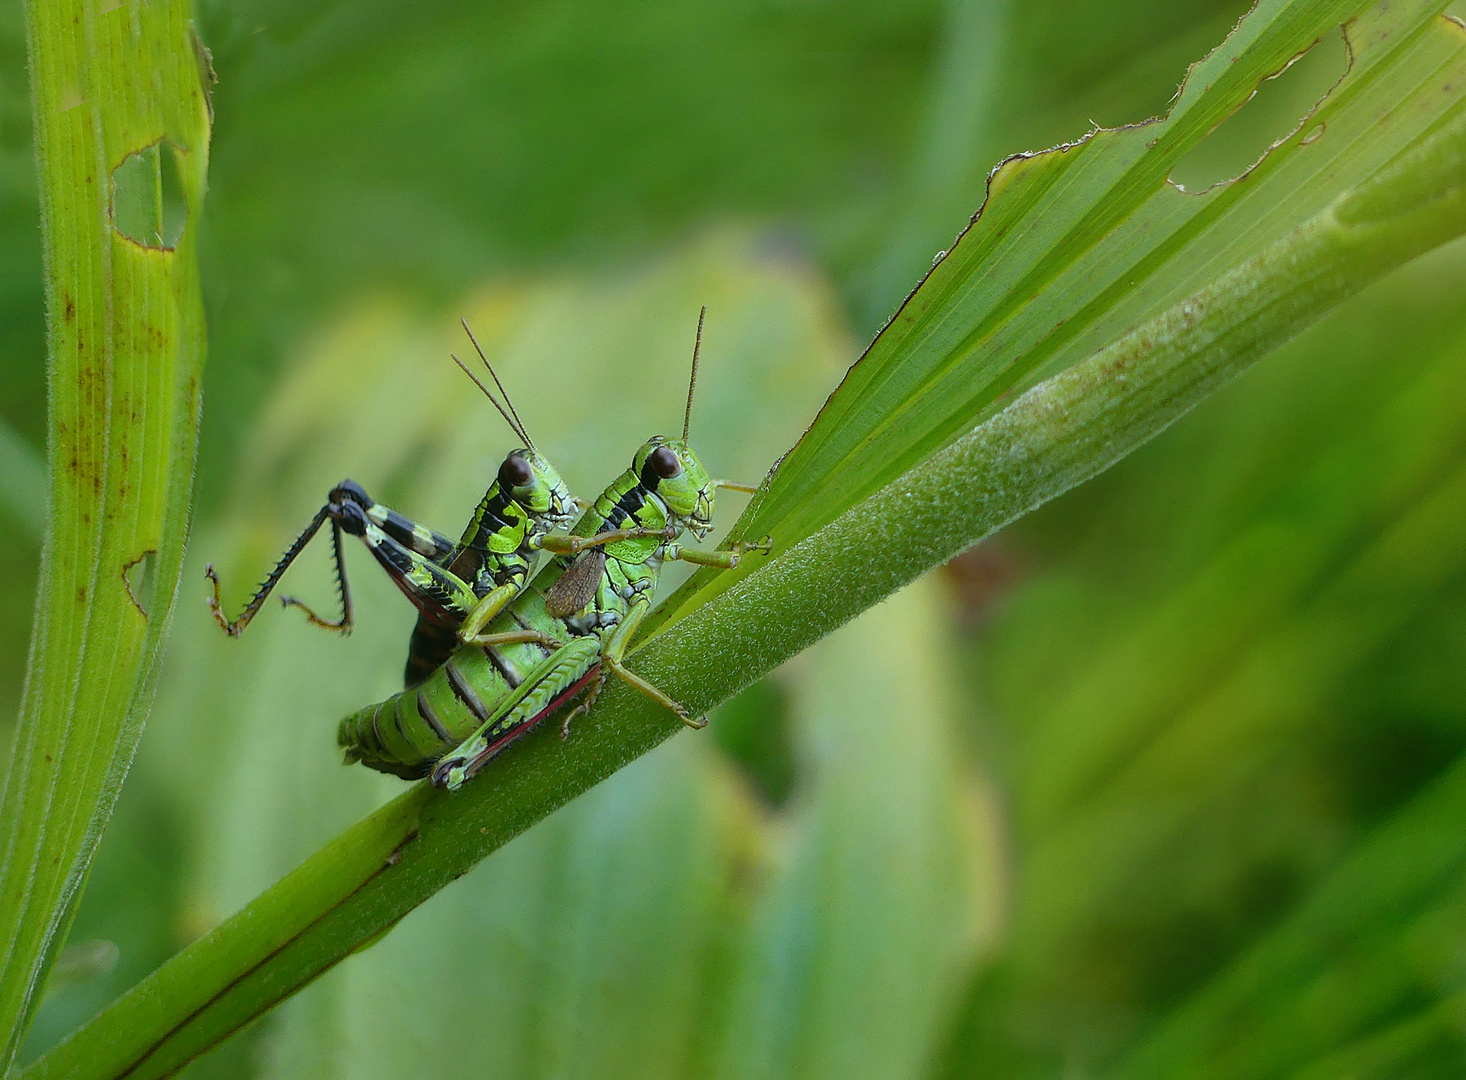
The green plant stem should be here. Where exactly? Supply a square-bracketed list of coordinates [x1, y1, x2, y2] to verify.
[25, 101, 1466, 1080]
[0, 0, 209, 1069]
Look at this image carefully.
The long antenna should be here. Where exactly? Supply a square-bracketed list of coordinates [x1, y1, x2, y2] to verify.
[451, 352, 526, 446]
[683, 306, 705, 443]
[463, 319, 535, 454]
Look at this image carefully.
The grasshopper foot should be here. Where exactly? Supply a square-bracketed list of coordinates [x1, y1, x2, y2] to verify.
[560, 670, 606, 740]
[204, 564, 237, 635]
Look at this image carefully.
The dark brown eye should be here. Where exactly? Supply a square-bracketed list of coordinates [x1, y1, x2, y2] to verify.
[648, 445, 682, 480]
[499, 453, 534, 489]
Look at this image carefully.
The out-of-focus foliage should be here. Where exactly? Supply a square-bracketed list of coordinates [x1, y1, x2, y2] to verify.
[938, 251, 1466, 1078]
[8, 0, 1466, 1076]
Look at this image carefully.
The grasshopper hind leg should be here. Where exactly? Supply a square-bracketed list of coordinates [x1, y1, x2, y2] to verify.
[206, 505, 347, 636]
[600, 597, 706, 729]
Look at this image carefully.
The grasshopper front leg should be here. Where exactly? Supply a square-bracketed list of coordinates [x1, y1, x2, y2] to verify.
[664, 534, 772, 570]
[537, 526, 676, 555]
[457, 583, 562, 650]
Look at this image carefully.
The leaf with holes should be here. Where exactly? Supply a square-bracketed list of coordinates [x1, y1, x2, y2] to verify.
[648, 0, 1466, 635]
[0, 0, 210, 1070]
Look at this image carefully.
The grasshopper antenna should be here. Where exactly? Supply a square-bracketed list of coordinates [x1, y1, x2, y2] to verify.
[683, 305, 705, 443]
[451, 352, 529, 448]
[463, 318, 536, 454]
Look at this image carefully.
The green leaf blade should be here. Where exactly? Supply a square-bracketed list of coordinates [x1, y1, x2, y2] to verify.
[649, 0, 1465, 637]
[0, 0, 210, 1068]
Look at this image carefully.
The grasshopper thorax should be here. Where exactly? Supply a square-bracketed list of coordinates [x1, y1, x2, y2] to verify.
[634, 436, 714, 539]
[499, 449, 576, 531]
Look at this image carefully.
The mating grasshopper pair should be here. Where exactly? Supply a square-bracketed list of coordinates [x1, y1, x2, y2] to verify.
[208, 310, 767, 790]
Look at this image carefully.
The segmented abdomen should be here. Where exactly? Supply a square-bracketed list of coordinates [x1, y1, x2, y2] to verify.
[339, 645, 515, 778]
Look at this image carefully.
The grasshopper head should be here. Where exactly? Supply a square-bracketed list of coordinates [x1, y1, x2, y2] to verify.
[499, 449, 576, 531]
[634, 436, 714, 539]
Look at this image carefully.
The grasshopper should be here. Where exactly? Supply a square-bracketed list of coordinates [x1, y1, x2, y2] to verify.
[208, 322, 595, 687]
[338, 308, 769, 788]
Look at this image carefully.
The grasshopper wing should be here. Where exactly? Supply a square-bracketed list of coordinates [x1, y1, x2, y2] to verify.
[545, 549, 606, 617]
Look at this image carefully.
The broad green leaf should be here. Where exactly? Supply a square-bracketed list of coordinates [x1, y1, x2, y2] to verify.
[648, 0, 1466, 635]
[0, 0, 209, 1069]
[27, 0, 1466, 1073]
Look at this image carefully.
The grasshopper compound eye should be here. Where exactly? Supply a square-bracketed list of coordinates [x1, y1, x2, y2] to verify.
[499, 453, 534, 489]
[648, 445, 682, 480]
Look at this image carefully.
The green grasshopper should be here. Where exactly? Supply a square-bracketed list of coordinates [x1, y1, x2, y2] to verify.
[207, 323, 593, 687]
[338, 308, 769, 788]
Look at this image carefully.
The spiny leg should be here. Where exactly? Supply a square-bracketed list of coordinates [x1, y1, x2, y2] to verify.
[281, 510, 488, 636]
[207, 480, 459, 638]
[279, 518, 356, 633]
[207, 505, 332, 636]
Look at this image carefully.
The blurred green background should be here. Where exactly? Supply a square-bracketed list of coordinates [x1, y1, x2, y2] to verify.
[6, 0, 1466, 1076]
